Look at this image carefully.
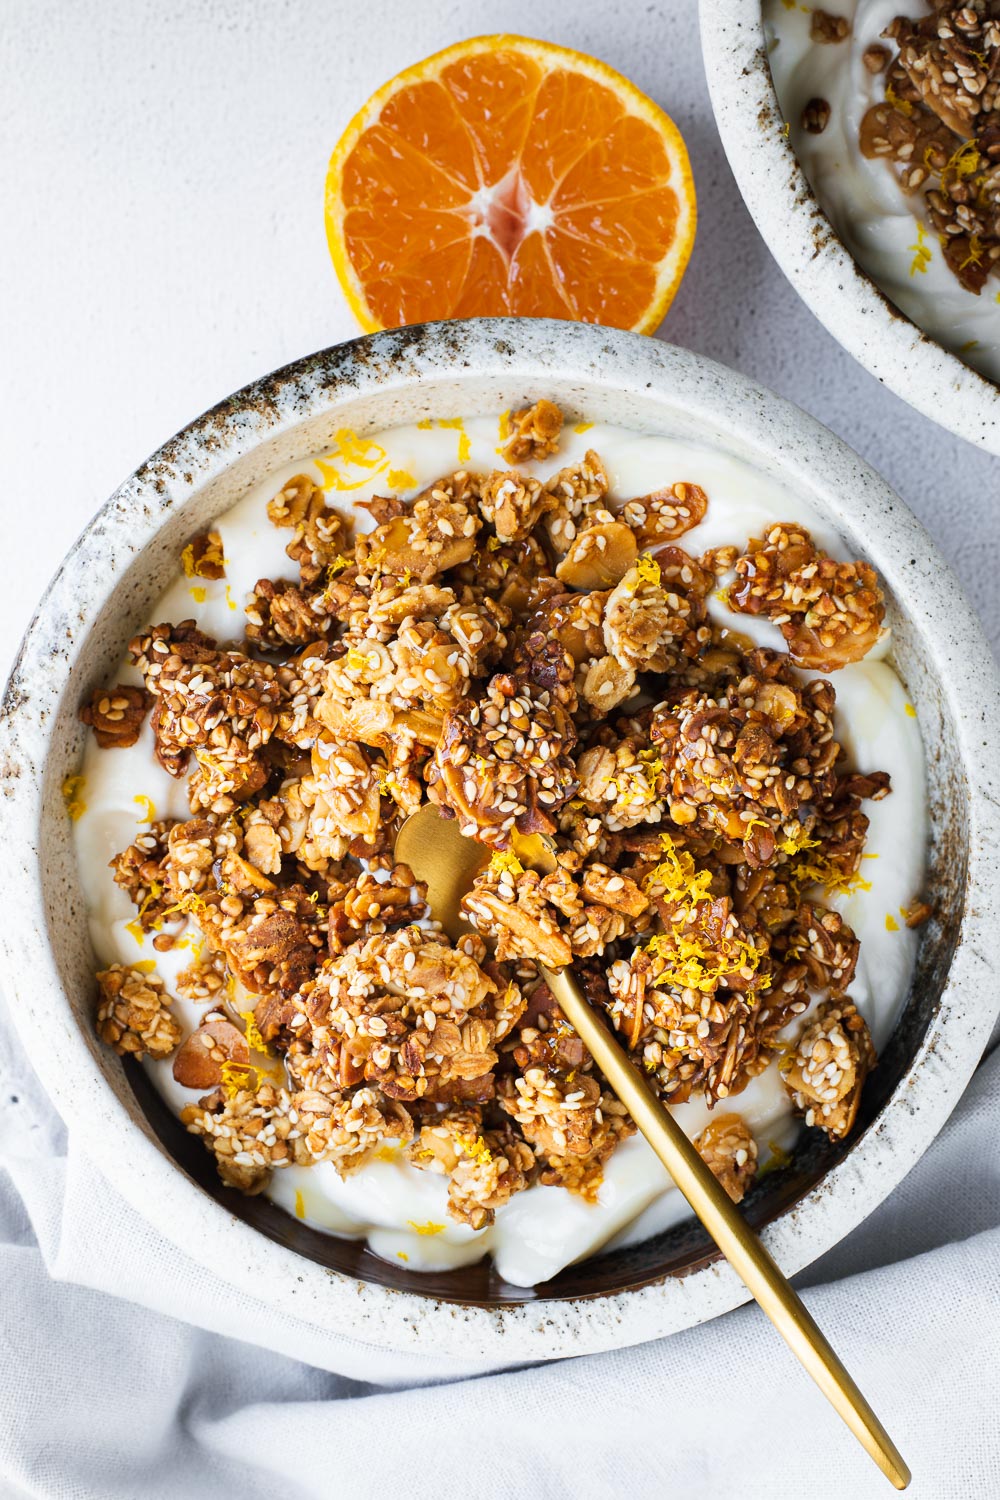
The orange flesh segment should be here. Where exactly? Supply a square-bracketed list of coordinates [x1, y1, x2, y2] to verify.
[327, 36, 695, 333]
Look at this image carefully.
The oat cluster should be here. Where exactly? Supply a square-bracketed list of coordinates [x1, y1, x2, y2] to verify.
[855, 1, 1000, 295]
[81, 401, 897, 1233]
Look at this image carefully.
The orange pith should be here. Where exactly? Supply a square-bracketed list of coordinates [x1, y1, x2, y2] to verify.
[325, 35, 696, 334]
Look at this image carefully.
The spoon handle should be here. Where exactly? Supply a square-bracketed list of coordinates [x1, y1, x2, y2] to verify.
[540, 961, 910, 1492]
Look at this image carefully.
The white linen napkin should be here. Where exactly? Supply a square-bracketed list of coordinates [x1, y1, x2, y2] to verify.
[1, 987, 997, 1500]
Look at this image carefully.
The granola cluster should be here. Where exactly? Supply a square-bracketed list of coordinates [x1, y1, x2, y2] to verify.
[858, 1, 1000, 294]
[80, 402, 902, 1235]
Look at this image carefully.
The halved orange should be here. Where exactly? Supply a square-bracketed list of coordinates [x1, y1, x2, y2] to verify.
[324, 35, 696, 333]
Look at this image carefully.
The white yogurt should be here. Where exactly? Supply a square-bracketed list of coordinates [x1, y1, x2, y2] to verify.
[764, 0, 1000, 385]
[72, 414, 927, 1287]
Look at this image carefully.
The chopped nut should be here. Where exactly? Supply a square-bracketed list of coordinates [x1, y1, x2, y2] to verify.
[604, 555, 709, 674]
[267, 474, 326, 529]
[556, 521, 637, 591]
[293, 1086, 413, 1173]
[359, 474, 480, 580]
[429, 671, 577, 845]
[581, 654, 636, 713]
[802, 97, 831, 134]
[172, 1018, 250, 1089]
[479, 470, 553, 545]
[810, 10, 849, 43]
[181, 1082, 299, 1193]
[618, 482, 707, 547]
[408, 1107, 535, 1227]
[543, 449, 611, 555]
[246, 577, 335, 648]
[500, 1068, 602, 1158]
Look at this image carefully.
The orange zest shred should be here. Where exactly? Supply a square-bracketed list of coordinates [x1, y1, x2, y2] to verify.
[315, 429, 390, 491]
[220, 1061, 259, 1100]
[760, 1139, 794, 1176]
[788, 852, 872, 898]
[633, 553, 661, 586]
[777, 825, 819, 858]
[181, 536, 228, 579]
[61, 774, 87, 821]
[909, 220, 932, 276]
[458, 1134, 493, 1167]
[239, 1009, 272, 1056]
[134, 794, 156, 824]
[646, 929, 767, 994]
[643, 833, 768, 993]
[884, 83, 915, 117]
[942, 138, 981, 182]
[642, 833, 713, 907]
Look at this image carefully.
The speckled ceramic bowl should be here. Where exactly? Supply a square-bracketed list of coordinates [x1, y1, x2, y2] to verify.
[699, 0, 1000, 456]
[1, 319, 998, 1362]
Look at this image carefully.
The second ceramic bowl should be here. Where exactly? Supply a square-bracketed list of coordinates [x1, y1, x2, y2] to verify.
[700, 0, 1000, 455]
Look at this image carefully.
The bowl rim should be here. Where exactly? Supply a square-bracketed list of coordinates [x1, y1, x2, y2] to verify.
[2, 317, 999, 1362]
[698, 0, 1000, 457]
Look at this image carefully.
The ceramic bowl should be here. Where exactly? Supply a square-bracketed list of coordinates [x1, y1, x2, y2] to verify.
[699, 0, 1000, 456]
[1, 318, 998, 1362]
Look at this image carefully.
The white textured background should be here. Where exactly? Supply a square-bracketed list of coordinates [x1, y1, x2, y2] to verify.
[1, 0, 998, 692]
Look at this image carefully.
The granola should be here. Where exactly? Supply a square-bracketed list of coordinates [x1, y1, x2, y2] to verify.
[695, 1113, 758, 1202]
[95, 965, 181, 1059]
[859, 1, 1000, 294]
[782, 998, 876, 1139]
[79, 685, 150, 749]
[408, 1107, 535, 1227]
[79, 404, 907, 1239]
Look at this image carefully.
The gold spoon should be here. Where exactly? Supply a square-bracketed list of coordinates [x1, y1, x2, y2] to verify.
[395, 802, 910, 1491]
